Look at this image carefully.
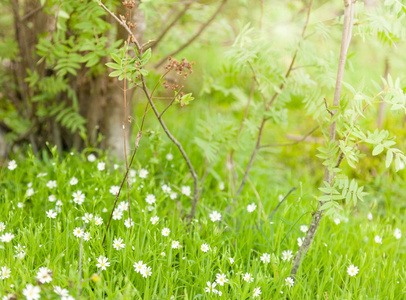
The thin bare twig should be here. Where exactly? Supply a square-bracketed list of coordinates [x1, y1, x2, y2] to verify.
[154, 0, 227, 68]
[260, 126, 319, 148]
[234, 0, 314, 199]
[290, 0, 356, 278]
[270, 187, 297, 217]
[159, 87, 183, 118]
[323, 97, 334, 116]
[147, 3, 192, 50]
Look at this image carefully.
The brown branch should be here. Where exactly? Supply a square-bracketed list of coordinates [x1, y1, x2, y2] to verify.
[147, 3, 192, 51]
[290, 0, 356, 279]
[97, 0, 142, 53]
[158, 87, 183, 118]
[260, 126, 319, 148]
[234, 0, 314, 198]
[140, 77, 199, 219]
[323, 97, 334, 116]
[154, 0, 227, 69]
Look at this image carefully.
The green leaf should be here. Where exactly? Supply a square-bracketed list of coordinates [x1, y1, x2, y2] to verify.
[386, 149, 393, 168]
[372, 144, 384, 156]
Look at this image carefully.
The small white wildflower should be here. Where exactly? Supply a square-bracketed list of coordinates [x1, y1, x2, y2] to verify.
[97, 162, 105, 171]
[181, 186, 191, 196]
[139, 168, 148, 178]
[161, 252, 166, 256]
[54, 286, 69, 297]
[109, 185, 120, 196]
[56, 200, 63, 206]
[205, 281, 218, 294]
[166, 153, 174, 161]
[247, 203, 257, 213]
[0, 233, 15, 243]
[200, 243, 209, 252]
[17, 202, 24, 208]
[253, 287, 261, 297]
[394, 228, 402, 239]
[297, 237, 305, 247]
[87, 154, 96, 162]
[300, 225, 308, 233]
[46, 210, 57, 219]
[162, 228, 170, 236]
[162, 184, 171, 194]
[215, 273, 228, 286]
[150, 216, 159, 225]
[171, 241, 181, 249]
[334, 218, 341, 225]
[36, 267, 52, 284]
[46, 180, 57, 189]
[219, 182, 225, 190]
[69, 177, 78, 185]
[260, 253, 270, 264]
[73, 227, 83, 238]
[282, 250, 293, 261]
[23, 284, 41, 300]
[48, 195, 56, 202]
[112, 209, 123, 220]
[72, 191, 85, 205]
[374, 235, 382, 244]
[7, 160, 17, 170]
[347, 265, 359, 277]
[133, 261, 146, 273]
[170, 192, 177, 200]
[27, 188, 34, 196]
[124, 218, 134, 228]
[146, 194, 156, 205]
[0, 266, 11, 279]
[209, 211, 221, 222]
[0, 222, 5, 232]
[367, 212, 373, 221]
[242, 273, 253, 282]
[229, 257, 234, 264]
[83, 232, 91, 241]
[140, 266, 152, 278]
[285, 277, 294, 287]
[94, 216, 103, 225]
[112, 237, 125, 250]
[82, 213, 93, 223]
[96, 256, 110, 270]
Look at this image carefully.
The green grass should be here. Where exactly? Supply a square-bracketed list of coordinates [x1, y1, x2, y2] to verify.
[1, 145, 405, 299]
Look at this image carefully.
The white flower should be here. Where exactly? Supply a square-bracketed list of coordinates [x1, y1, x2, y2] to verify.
[0, 223, 5, 232]
[374, 235, 382, 244]
[96, 256, 110, 270]
[171, 241, 181, 249]
[247, 203, 257, 213]
[48, 195, 56, 202]
[124, 218, 134, 228]
[94, 216, 103, 225]
[278, 194, 284, 202]
[170, 192, 177, 200]
[150, 216, 159, 225]
[242, 273, 253, 282]
[0, 233, 15, 243]
[229, 257, 234, 264]
[282, 250, 293, 261]
[37, 172, 47, 177]
[133, 261, 146, 273]
[17, 202, 24, 208]
[300, 225, 308, 233]
[209, 211, 222, 222]
[73, 227, 83, 238]
[219, 182, 225, 190]
[83, 232, 91, 241]
[139, 168, 148, 178]
[109, 185, 120, 196]
[46, 210, 57, 219]
[56, 200, 63, 206]
[161, 228, 170, 236]
[7, 160, 17, 170]
[394, 228, 402, 239]
[347, 264, 359, 276]
[72, 191, 85, 205]
[160, 252, 166, 256]
[118, 201, 128, 211]
[253, 287, 261, 297]
[69, 177, 78, 185]
[215, 273, 228, 286]
[181, 186, 191, 196]
[297, 237, 305, 247]
[23, 284, 41, 300]
[97, 162, 105, 171]
[54, 286, 69, 296]
[82, 213, 93, 223]
[0, 266, 11, 279]
[27, 188, 34, 196]
[87, 154, 96, 162]
[166, 153, 173, 161]
[260, 253, 270, 264]
[146, 194, 156, 205]
[162, 184, 171, 194]
[15, 250, 26, 259]
[112, 209, 123, 220]
[46, 180, 57, 189]
[113, 237, 125, 250]
[200, 243, 209, 252]
[205, 281, 218, 294]
[140, 266, 152, 278]
[129, 169, 136, 177]
[114, 164, 119, 170]
[367, 212, 373, 221]
[334, 218, 341, 225]
[147, 205, 155, 212]
[285, 277, 294, 287]
[36, 267, 52, 283]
